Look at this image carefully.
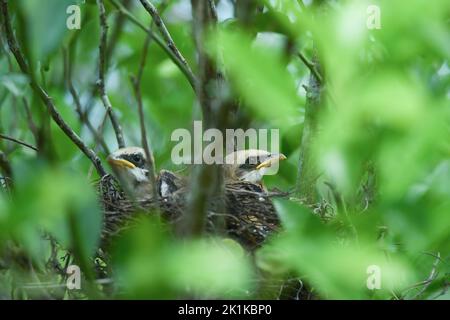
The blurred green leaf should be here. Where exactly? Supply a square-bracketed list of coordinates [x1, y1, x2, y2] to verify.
[15, 0, 75, 62]
[207, 29, 300, 127]
[3, 163, 102, 262]
[258, 199, 416, 299]
[112, 217, 252, 299]
[0, 73, 29, 97]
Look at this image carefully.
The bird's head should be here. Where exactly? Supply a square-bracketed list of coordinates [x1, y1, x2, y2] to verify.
[107, 147, 153, 199]
[224, 149, 287, 184]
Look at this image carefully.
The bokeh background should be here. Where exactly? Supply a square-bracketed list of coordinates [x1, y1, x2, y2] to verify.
[0, 0, 449, 299]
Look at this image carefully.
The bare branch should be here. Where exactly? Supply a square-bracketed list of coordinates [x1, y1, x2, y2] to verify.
[138, 0, 194, 77]
[208, 0, 218, 23]
[106, 0, 132, 59]
[0, 150, 13, 189]
[108, 0, 197, 91]
[298, 52, 322, 84]
[0, 133, 38, 151]
[67, 0, 131, 140]
[183, 0, 227, 237]
[128, 1, 170, 197]
[130, 24, 159, 199]
[97, 0, 125, 149]
[63, 47, 111, 155]
[0, 0, 107, 177]
[21, 98, 39, 144]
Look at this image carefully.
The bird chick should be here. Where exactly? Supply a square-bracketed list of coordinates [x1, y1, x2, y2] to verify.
[224, 149, 287, 185]
[107, 147, 286, 199]
[107, 147, 153, 200]
[157, 169, 186, 198]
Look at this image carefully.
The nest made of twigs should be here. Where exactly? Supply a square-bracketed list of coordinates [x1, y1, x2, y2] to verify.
[97, 174, 289, 250]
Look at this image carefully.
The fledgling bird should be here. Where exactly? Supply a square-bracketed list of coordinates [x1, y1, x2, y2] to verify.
[224, 149, 287, 185]
[107, 147, 286, 199]
[107, 147, 154, 200]
[157, 149, 287, 197]
[157, 169, 186, 198]
[104, 147, 286, 248]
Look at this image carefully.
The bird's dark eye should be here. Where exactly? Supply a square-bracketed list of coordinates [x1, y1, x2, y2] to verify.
[131, 154, 143, 165]
[240, 156, 258, 169]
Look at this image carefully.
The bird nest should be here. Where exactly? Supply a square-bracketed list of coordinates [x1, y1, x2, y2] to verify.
[97, 174, 289, 250]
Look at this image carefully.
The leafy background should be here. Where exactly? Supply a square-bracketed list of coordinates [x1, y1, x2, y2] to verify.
[0, 0, 449, 299]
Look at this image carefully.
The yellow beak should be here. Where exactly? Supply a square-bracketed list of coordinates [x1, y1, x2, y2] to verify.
[107, 157, 136, 169]
[256, 153, 287, 170]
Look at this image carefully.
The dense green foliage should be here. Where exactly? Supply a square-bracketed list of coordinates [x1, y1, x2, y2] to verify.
[0, 0, 448, 299]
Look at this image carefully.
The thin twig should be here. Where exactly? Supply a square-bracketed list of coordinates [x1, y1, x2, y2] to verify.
[0, 0, 107, 177]
[410, 252, 441, 300]
[68, 0, 130, 137]
[0, 150, 13, 189]
[97, 0, 125, 149]
[63, 47, 111, 155]
[0, 133, 38, 151]
[129, 0, 170, 197]
[108, 0, 197, 90]
[106, 0, 132, 59]
[298, 52, 323, 84]
[208, 0, 218, 23]
[87, 111, 110, 179]
[138, 0, 194, 77]
[21, 98, 39, 144]
[130, 22, 158, 199]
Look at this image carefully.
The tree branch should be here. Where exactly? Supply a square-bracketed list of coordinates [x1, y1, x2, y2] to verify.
[207, 0, 218, 23]
[0, 133, 38, 151]
[106, 0, 132, 59]
[130, 21, 162, 199]
[183, 0, 226, 237]
[66, 0, 130, 139]
[108, 0, 197, 90]
[0, 0, 107, 177]
[21, 98, 39, 144]
[0, 150, 13, 189]
[97, 0, 125, 149]
[63, 47, 111, 155]
[298, 52, 322, 84]
[129, 0, 170, 197]
[138, 0, 194, 78]
[295, 49, 322, 203]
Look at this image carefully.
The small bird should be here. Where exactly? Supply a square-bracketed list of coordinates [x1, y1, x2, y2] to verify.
[104, 147, 286, 248]
[107, 147, 286, 199]
[157, 169, 186, 198]
[107, 147, 154, 200]
[224, 149, 287, 185]
[157, 149, 287, 197]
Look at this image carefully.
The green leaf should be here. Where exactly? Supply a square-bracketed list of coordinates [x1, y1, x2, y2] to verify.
[5, 164, 102, 261]
[260, 199, 416, 299]
[15, 0, 75, 62]
[112, 217, 252, 298]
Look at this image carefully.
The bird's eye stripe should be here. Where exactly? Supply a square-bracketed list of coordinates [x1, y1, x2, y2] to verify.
[120, 153, 145, 167]
[244, 155, 271, 166]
